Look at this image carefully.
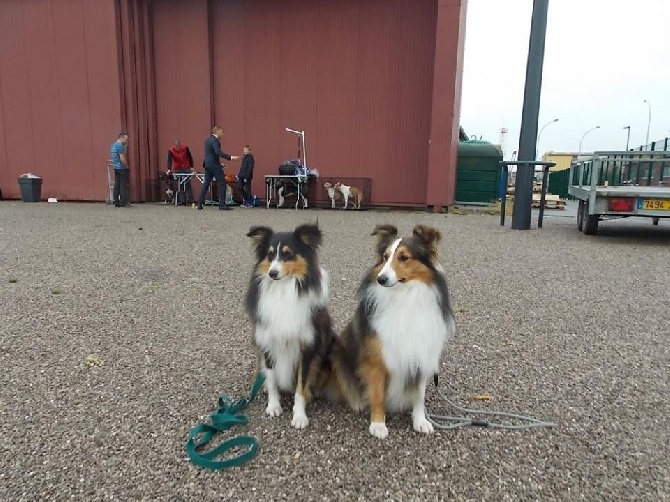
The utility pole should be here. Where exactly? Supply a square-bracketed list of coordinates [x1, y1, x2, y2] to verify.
[623, 125, 631, 151]
[511, 0, 550, 230]
[643, 100, 651, 148]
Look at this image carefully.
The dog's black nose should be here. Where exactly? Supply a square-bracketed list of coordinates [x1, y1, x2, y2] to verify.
[377, 275, 388, 286]
[269, 269, 279, 279]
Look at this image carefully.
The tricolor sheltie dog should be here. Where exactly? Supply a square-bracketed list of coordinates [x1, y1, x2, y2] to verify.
[327, 224, 456, 439]
[246, 223, 334, 429]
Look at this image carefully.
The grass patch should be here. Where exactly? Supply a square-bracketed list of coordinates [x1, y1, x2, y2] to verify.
[51, 289, 62, 295]
[481, 199, 514, 216]
[448, 206, 473, 215]
[85, 355, 104, 367]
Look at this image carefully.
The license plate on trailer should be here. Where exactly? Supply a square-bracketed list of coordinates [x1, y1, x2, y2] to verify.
[637, 199, 670, 210]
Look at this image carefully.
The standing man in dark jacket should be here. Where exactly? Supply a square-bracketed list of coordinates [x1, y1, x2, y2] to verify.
[237, 145, 255, 207]
[197, 126, 240, 210]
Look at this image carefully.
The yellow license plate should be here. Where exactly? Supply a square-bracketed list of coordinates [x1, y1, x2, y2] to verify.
[638, 199, 670, 210]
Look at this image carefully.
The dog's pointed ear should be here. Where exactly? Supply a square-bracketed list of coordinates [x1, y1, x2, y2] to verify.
[412, 225, 442, 260]
[247, 226, 274, 255]
[371, 225, 398, 255]
[295, 223, 322, 249]
[247, 226, 273, 242]
[371, 224, 398, 243]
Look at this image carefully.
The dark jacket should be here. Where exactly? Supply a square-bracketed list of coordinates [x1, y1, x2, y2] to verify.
[203, 135, 231, 170]
[238, 153, 255, 180]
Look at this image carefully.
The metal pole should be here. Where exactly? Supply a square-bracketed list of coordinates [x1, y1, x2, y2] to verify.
[623, 125, 631, 183]
[511, 0, 550, 230]
[537, 165, 551, 228]
[499, 165, 509, 226]
[578, 125, 600, 155]
[536, 118, 559, 160]
[623, 125, 631, 151]
[643, 100, 651, 148]
[301, 130, 307, 172]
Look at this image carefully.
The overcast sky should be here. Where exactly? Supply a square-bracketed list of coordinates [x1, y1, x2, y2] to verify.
[460, 0, 670, 159]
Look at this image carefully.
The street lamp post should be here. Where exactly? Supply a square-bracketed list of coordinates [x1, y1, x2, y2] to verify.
[622, 125, 632, 182]
[623, 125, 631, 151]
[536, 118, 559, 159]
[578, 125, 601, 155]
[643, 100, 651, 148]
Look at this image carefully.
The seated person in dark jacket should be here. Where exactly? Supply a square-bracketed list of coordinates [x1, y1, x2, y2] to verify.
[197, 126, 240, 210]
[237, 145, 255, 207]
[166, 139, 194, 204]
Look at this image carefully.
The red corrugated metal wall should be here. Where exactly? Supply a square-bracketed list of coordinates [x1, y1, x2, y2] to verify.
[0, 0, 123, 201]
[209, 0, 439, 206]
[152, 0, 212, 171]
[427, 0, 467, 207]
[117, 0, 161, 202]
[0, 0, 464, 206]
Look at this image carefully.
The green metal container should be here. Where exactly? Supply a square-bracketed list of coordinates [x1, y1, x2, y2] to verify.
[455, 140, 502, 204]
[547, 169, 573, 200]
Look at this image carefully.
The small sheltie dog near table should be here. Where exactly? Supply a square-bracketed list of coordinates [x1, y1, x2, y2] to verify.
[245, 223, 335, 429]
[326, 224, 457, 439]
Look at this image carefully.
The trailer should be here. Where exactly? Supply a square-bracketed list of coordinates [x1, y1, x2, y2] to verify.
[569, 150, 670, 235]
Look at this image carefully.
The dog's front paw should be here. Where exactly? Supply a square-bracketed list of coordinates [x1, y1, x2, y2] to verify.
[369, 422, 388, 439]
[413, 416, 434, 434]
[265, 403, 283, 417]
[291, 413, 309, 429]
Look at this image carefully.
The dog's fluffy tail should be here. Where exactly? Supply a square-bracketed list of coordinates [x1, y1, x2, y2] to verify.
[319, 327, 366, 411]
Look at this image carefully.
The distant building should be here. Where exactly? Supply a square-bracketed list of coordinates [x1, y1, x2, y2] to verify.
[0, 0, 467, 208]
[542, 152, 592, 171]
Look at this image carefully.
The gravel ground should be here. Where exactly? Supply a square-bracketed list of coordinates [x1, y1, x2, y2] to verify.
[1, 201, 668, 501]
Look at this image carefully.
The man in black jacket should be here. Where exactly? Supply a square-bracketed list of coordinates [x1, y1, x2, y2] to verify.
[237, 145, 255, 207]
[197, 126, 240, 210]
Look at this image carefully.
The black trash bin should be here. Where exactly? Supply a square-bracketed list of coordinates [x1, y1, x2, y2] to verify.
[18, 177, 42, 202]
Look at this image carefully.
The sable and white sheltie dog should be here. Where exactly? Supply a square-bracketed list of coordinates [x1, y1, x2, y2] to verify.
[246, 223, 334, 429]
[328, 224, 456, 439]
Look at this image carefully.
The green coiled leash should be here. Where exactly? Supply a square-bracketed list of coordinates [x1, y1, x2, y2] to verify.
[186, 373, 265, 470]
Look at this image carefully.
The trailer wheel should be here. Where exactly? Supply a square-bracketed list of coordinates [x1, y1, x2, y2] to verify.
[577, 201, 585, 231]
[582, 200, 599, 235]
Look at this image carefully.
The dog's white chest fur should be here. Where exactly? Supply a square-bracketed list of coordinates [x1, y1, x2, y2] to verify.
[254, 268, 328, 391]
[368, 281, 453, 409]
